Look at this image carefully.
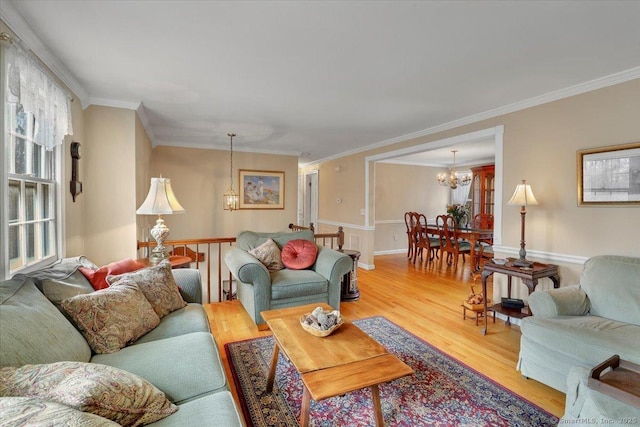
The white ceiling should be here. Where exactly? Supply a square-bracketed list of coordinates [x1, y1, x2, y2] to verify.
[3, 1, 640, 166]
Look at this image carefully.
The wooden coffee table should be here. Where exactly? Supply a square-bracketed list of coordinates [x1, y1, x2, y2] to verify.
[262, 303, 413, 427]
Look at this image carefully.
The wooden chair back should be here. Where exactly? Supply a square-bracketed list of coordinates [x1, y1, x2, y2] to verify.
[404, 212, 415, 259]
[412, 212, 438, 263]
[472, 213, 494, 230]
[437, 214, 471, 267]
[471, 213, 494, 245]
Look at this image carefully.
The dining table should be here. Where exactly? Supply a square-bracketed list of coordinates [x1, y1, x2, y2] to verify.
[425, 222, 494, 270]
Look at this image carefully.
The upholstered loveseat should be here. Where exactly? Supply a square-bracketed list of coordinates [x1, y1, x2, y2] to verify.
[224, 230, 353, 326]
[517, 255, 640, 393]
[0, 256, 243, 426]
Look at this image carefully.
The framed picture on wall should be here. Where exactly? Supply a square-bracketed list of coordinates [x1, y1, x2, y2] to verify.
[577, 141, 640, 206]
[239, 169, 285, 209]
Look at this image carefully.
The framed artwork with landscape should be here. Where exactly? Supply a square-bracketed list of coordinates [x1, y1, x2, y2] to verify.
[239, 169, 285, 209]
[577, 142, 640, 206]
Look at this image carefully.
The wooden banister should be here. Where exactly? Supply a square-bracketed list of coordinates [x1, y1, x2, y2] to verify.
[137, 227, 345, 303]
[288, 223, 344, 251]
[137, 237, 236, 303]
[289, 222, 315, 232]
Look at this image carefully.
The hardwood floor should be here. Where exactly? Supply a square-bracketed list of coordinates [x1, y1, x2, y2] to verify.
[204, 253, 566, 421]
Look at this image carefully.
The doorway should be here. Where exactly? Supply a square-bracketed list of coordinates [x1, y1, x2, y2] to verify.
[304, 171, 318, 228]
[366, 125, 504, 248]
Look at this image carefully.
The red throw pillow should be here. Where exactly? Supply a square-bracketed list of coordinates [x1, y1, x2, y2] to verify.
[281, 239, 318, 270]
[79, 258, 145, 291]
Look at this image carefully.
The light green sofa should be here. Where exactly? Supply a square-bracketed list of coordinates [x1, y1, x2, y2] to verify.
[224, 230, 353, 326]
[0, 257, 243, 426]
[517, 255, 640, 393]
[560, 365, 640, 425]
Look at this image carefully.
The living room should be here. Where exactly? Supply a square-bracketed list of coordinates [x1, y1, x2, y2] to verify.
[1, 1, 639, 426]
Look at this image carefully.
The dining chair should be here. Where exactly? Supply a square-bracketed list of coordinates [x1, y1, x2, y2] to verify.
[404, 211, 415, 259]
[412, 213, 440, 264]
[437, 214, 472, 268]
[471, 213, 494, 268]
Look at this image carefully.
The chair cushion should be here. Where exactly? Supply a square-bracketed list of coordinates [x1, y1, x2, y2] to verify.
[91, 332, 227, 404]
[281, 239, 318, 270]
[40, 271, 94, 312]
[133, 304, 210, 345]
[580, 255, 640, 326]
[0, 278, 91, 367]
[270, 269, 328, 300]
[150, 391, 243, 427]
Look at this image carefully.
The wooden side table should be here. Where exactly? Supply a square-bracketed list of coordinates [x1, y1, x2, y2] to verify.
[340, 250, 361, 301]
[480, 258, 560, 335]
[136, 255, 192, 269]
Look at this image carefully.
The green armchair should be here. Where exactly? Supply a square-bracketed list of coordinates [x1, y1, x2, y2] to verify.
[224, 230, 353, 327]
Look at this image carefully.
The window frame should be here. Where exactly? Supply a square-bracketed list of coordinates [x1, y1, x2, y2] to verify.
[1, 46, 64, 279]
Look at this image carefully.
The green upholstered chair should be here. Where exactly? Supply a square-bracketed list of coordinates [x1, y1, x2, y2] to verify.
[224, 230, 353, 327]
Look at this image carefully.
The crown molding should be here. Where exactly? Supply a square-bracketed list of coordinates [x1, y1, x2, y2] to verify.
[89, 97, 139, 110]
[303, 67, 640, 167]
[1, 0, 90, 107]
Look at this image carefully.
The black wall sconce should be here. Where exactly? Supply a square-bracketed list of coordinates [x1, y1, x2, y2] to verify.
[70, 141, 82, 202]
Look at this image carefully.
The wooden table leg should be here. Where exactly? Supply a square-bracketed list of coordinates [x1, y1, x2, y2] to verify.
[371, 384, 384, 427]
[300, 386, 311, 427]
[266, 344, 279, 393]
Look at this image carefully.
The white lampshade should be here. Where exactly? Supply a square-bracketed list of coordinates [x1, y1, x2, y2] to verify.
[508, 180, 539, 206]
[137, 177, 185, 215]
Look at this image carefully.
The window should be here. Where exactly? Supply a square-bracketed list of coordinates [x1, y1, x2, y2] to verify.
[5, 103, 58, 273]
[1, 38, 71, 278]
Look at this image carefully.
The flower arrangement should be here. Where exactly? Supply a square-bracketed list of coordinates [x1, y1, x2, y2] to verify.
[446, 204, 468, 226]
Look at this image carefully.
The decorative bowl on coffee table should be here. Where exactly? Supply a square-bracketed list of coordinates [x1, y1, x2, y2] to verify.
[300, 309, 344, 337]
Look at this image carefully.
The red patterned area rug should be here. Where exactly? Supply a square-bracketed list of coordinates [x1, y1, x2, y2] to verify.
[225, 316, 558, 427]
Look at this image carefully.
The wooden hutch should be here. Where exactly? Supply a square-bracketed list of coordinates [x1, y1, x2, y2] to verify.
[470, 165, 495, 218]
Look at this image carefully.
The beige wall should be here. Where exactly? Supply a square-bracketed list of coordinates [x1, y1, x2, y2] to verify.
[134, 113, 153, 241]
[304, 79, 640, 287]
[374, 163, 449, 252]
[62, 79, 86, 257]
[149, 146, 298, 241]
[82, 106, 138, 265]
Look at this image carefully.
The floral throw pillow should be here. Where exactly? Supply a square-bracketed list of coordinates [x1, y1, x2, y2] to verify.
[61, 281, 160, 354]
[249, 238, 284, 272]
[0, 397, 120, 426]
[0, 362, 178, 426]
[106, 261, 187, 318]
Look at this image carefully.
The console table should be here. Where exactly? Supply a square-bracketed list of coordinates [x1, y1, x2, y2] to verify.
[136, 255, 192, 269]
[480, 258, 560, 335]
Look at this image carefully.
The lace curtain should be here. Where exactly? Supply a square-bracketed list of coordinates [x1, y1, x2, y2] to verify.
[451, 173, 472, 205]
[6, 41, 73, 150]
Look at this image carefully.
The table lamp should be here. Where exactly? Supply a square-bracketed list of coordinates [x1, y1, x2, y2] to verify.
[507, 179, 539, 268]
[137, 177, 185, 262]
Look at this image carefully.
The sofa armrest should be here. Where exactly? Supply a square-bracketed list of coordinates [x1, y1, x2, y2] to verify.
[313, 247, 352, 283]
[172, 268, 202, 304]
[528, 285, 590, 317]
[224, 247, 271, 287]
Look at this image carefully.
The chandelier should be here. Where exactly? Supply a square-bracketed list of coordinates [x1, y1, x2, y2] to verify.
[437, 150, 471, 190]
[223, 133, 239, 211]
